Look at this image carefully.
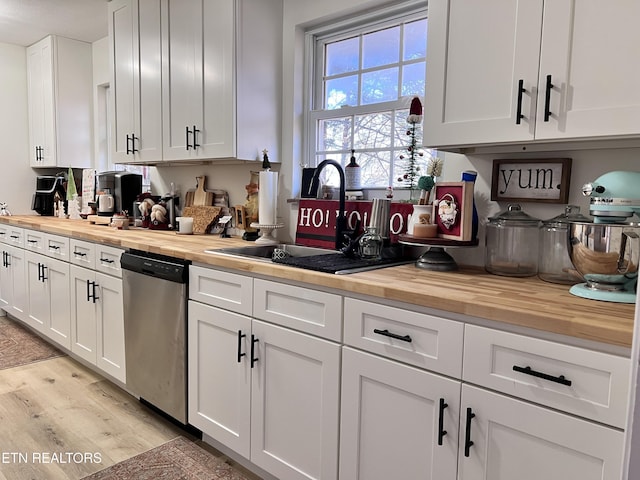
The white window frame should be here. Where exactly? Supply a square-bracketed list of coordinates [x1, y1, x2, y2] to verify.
[303, 1, 428, 189]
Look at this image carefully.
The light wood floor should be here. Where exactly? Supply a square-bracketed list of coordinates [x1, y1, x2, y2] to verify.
[0, 354, 188, 479]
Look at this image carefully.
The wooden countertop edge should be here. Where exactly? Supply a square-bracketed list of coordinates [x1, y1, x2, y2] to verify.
[2, 216, 634, 348]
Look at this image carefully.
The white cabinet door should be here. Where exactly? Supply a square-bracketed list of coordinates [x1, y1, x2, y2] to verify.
[424, 0, 543, 147]
[45, 257, 71, 349]
[458, 384, 624, 480]
[95, 273, 126, 382]
[9, 246, 27, 322]
[109, 0, 162, 164]
[26, 36, 92, 168]
[25, 252, 48, 333]
[534, 0, 640, 139]
[108, 0, 136, 163]
[161, 0, 234, 161]
[250, 319, 340, 480]
[26, 36, 55, 166]
[0, 246, 11, 309]
[340, 347, 460, 480]
[25, 252, 70, 348]
[70, 265, 97, 364]
[188, 301, 252, 458]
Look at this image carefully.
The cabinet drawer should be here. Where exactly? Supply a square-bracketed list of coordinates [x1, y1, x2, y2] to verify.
[24, 229, 46, 253]
[463, 324, 630, 428]
[253, 279, 342, 341]
[70, 239, 96, 268]
[0, 226, 24, 247]
[189, 266, 253, 316]
[95, 245, 124, 278]
[343, 298, 464, 378]
[44, 233, 70, 261]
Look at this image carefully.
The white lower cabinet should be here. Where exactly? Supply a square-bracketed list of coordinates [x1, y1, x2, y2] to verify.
[340, 300, 627, 480]
[188, 301, 252, 457]
[70, 264, 126, 382]
[187, 269, 629, 480]
[188, 299, 341, 480]
[250, 319, 340, 480]
[0, 244, 27, 322]
[25, 251, 71, 348]
[339, 347, 460, 480]
[458, 384, 624, 480]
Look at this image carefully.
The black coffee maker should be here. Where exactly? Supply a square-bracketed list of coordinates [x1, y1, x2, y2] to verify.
[32, 175, 66, 216]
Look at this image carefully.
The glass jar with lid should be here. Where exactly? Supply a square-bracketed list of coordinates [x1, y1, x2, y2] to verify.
[485, 204, 541, 277]
[538, 205, 590, 284]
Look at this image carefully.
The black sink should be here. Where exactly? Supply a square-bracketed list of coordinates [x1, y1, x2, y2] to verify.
[206, 244, 413, 274]
[271, 247, 411, 274]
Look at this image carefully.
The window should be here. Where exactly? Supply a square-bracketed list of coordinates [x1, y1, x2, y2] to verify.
[306, 4, 433, 190]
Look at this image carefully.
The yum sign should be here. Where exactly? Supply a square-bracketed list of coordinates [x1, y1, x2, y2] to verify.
[296, 199, 414, 249]
[491, 158, 572, 204]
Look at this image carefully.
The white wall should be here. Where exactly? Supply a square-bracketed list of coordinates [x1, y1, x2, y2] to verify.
[0, 42, 36, 214]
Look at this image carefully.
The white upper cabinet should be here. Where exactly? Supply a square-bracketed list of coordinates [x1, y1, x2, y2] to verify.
[26, 35, 93, 168]
[109, 0, 282, 164]
[534, 1, 640, 140]
[109, 0, 163, 164]
[425, 0, 640, 150]
[161, 0, 234, 161]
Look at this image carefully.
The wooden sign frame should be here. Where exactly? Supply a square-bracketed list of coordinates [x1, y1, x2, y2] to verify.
[491, 158, 572, 203]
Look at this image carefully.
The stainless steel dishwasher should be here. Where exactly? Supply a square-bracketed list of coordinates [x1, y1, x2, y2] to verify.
[121, 250, 190, 424]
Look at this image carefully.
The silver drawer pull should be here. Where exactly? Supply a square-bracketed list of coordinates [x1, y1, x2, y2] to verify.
[373, 328, 412, 343]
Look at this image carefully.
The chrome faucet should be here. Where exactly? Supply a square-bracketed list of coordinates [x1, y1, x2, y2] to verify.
[309, 159, 348, 251]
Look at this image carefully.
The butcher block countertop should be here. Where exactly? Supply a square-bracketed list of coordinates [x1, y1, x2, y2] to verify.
[2, 216, 635, 348]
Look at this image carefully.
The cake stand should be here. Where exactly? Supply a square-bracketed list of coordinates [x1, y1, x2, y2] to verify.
[398, 234, 479, 271]
[250, 222, 284, 245]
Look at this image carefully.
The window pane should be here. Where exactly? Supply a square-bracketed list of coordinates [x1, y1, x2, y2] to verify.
[359, 151, 391, 188]
[354, 113, 392, 149]
[361, 67, 399, 104]
[395, 109, 411, 144]
[325, 75, 358, 109]
[363, 26, 400, 69]
[326, 37, 359, 76]
[402, 62, 426, 97]
[315, 154, 347, 187]
[403, 19, 427, 61]
[318, 118, 352, 151]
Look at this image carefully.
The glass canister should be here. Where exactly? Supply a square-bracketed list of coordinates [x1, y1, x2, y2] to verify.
[538, 205, 590, 284]
[485, 204, 541, 277]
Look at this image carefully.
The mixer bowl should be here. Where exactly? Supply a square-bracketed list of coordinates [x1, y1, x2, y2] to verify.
[568, 222, 640, 291]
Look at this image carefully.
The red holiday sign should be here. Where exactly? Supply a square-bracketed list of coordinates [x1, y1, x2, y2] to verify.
[295, 199, 414, 249]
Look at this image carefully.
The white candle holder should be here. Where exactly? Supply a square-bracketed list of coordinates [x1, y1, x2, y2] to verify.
[250, 222, 284, 245]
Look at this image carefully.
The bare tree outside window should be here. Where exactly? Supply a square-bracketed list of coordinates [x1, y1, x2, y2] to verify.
[308, 11, 433, 190]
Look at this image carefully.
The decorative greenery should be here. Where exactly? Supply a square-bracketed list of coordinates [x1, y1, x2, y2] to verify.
[417, 157, 443, 205]
[397, 97, 425, 203]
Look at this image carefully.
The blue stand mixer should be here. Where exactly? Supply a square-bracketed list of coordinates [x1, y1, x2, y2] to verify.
[568, 171, 640, 303]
